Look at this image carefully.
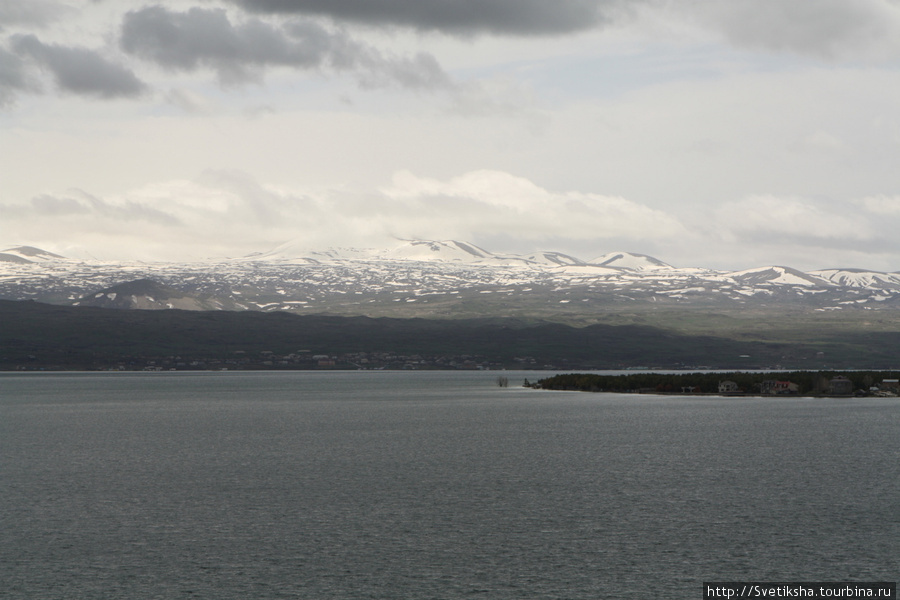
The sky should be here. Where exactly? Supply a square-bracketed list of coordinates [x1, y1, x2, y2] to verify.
[3, 0, 900, 270]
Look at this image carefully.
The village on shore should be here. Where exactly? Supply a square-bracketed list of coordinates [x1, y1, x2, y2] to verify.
[528, 372, 900, 397]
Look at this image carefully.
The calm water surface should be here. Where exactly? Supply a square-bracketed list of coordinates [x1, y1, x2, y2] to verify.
[1, 371, 898, 599]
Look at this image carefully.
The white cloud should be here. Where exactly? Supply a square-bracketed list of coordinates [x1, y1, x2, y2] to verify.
[713, 195, 873, 243]
[0, 169, 689, 260]
[7, 173, 900, 271]
[381, 170, 688, 241]
[857, 194, 900, 215]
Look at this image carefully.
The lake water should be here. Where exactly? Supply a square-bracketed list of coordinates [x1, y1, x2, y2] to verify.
[1, 371, 897, 599]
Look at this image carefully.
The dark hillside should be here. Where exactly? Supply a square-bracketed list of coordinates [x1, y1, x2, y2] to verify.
[1, 300, 897, 370]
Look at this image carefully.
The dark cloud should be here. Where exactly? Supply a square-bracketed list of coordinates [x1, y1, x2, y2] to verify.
[120, 6, 451, 88]
[11, 34, 147, 98]
[121, 6, 320, 83]
[227, 0, 622, 36]
[355, 51, 448, 90]
[0, 46, 36, 106]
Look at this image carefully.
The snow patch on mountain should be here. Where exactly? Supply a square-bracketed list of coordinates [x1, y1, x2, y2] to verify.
[811, 268, 900, 289]
[517, 252, 585, 267]
[385, 240, 492, 262]
[74, 279, 230, 310]
[1, 246, 67, 263]
[238, 239, 323, 263]
[728, 266, 828, 287]
[590, 252, 673, 271]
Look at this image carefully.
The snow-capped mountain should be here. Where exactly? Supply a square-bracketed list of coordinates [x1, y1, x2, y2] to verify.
[0, 245, 67, 264]
[811, 268, 900, 290]
[3, 240, 900, 316]
[728, 266, 827, 287]
[240, 239, 586, 267]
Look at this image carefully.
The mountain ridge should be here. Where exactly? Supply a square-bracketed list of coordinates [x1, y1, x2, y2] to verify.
[4, 240, 900, 320]
[6, 240, 896, 274]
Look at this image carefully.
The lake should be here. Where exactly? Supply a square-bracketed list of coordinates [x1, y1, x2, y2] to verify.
[1, 371, 897, 599]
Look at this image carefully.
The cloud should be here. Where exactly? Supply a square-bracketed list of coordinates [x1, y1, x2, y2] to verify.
[0, 170, 689, 261]
[28, 194, 93, 216]
[2, 172, 328, 260]
[703, 193, 900, 270]
[857, 195, 900, 215]
[0, 46, 37, 106]
[0, 0, 74, 28]
[120, 5, 451, 89]
[675, 0, 900, 62]
[226, 0, 629, 36]
[381, 170, 687, 242]
[714, 195, 873, 244]
[11, 34, 147, 98]
[7, 174, 900, 270]
[28, 190, 180, 225]
[164, 87, 218, 113]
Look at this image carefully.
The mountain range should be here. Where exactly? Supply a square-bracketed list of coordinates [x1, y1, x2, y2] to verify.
[3, 239, 900, 319]
[5, 239, 900, 370]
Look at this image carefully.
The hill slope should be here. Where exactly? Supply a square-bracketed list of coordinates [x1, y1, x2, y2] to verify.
[76, 279, 233, 310]
[3, 300, 898, 371]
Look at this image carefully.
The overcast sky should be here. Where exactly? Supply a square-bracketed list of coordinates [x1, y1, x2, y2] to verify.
[3, 0, 900, 270]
